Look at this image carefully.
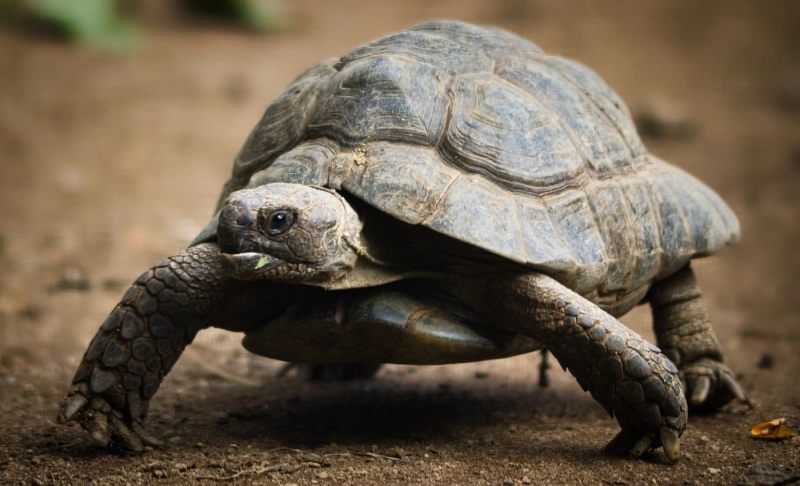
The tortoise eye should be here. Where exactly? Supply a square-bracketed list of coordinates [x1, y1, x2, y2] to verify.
[264, 210, 295, 236]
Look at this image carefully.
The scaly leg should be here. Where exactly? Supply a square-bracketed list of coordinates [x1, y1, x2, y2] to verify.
[463, 272, 688, 462]
[58, 243, 290, 450]
[648, 264, 750, 412]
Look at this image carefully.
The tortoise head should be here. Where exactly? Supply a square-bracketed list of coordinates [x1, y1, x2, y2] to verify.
[217, 183, 364, 285]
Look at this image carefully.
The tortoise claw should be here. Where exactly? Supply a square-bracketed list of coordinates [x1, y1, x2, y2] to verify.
[87, 412, 110, 447]
[58, 383, 163, 451]
[603, 427, 682, 462]
[58, 394, 88, 424]
[132, 422, 165, 448]
[630, 436, 653, 458]
[721, 372, 752, 407]
[681, 357, 751, 412]
[690, 375, 711, 405]
[109, 415, 144, 452]
[660, 426, 680, 463]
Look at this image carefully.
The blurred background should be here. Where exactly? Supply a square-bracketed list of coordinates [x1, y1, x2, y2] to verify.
[0, 1, 799, 483]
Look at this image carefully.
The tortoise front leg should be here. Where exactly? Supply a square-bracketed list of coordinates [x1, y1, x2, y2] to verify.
[648, 264, 750, 412]
[466, 273, 687, 462]
[58, 243, 230, 450]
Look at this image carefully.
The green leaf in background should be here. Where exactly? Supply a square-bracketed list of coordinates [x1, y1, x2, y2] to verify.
[237, 0, 289, 31]
[185, 0, 290, 32]
[25, 0, 140, 51]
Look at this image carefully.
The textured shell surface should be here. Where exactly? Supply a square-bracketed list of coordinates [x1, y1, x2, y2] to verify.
[205, 20, 739, 296]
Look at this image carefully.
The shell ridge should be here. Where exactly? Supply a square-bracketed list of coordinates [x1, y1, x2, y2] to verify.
[517, 194, 581, 285]
[544, 189, 609, 292]
[441, 72, 587, 193]
[639, 169, 667, 276]
[493, 56, 604, 180]
[540, 56, 638, 160]
[581, 181, 612, 286]
[643, 168, 695, 277]
[307, 55, 449, 147]
[509, 194, 531, 264]
[610, 177, 643, 291]
[618, 175, 664, 290]
[660, 175, 697, 255]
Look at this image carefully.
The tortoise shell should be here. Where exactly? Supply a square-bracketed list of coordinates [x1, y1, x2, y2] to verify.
[198, 20, 739, 296]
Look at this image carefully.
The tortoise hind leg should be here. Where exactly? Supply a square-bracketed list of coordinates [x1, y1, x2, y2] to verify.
[648, 264, 751, 412]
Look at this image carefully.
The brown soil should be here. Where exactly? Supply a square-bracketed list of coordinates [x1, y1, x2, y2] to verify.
[1, 1, 799, 484]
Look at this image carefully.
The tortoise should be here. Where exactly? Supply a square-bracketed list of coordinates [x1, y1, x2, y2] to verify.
[59, 20, 750, 461]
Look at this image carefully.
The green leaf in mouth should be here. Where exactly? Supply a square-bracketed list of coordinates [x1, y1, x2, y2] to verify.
[255, 255, 272, 269]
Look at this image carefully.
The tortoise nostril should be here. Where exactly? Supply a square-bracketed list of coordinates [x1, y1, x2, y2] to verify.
[236, 212, 255, 226]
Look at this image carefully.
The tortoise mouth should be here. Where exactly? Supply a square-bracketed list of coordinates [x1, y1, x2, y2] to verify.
[219, 251, 285, 280]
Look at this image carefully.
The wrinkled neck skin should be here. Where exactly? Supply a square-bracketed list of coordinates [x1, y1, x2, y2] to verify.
[216, 183, 378, 288]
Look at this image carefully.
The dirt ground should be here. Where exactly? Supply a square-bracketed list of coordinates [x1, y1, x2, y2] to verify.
[1, 0, 799, 484]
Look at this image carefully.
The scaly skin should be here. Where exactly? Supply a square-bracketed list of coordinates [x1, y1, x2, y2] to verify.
[648, 265, 750, 412]
[58, 243, 229, 451]
[470, 272, 687, 462]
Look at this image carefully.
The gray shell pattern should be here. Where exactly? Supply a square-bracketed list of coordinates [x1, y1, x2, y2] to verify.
[199, 20, 739, 296]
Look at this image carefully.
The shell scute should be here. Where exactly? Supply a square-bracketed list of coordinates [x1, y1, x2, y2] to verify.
[648, 176, 694, 278]
[585, 181, 637, 292]
[424, 175, 525, 264]
[443, 73, 584, 193]
[247, 139, 337, 188]
[541, 56, 646, 159]
[231, 60, 336, 188]
[618, 177, 662, 291]
[546, 190, 608, 293]
[341, 143, 461, 225]
[494, 56, 633, 178]
[308, 56, 450, 147]
[515, 197, 577, 277]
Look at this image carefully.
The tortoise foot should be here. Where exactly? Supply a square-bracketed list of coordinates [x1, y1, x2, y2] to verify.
[58, 244, 225, 450]
[59, 383, 164, 451]
[681, 357, 751, 412]
[604, 425, 680, 462]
